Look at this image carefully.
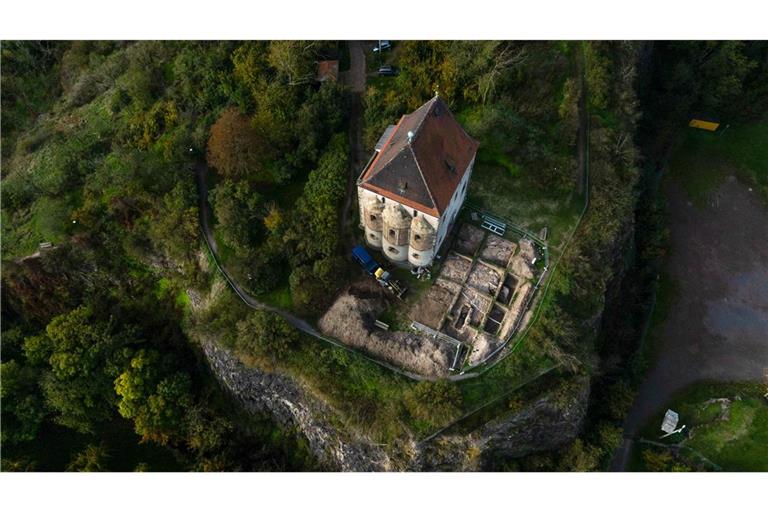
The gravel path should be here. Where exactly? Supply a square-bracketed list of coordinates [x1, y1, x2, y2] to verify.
[611, 176, 768, 471]
[340, 42, 368, 246]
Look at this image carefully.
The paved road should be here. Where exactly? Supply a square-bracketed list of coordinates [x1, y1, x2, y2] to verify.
[611, 176, 768, 471]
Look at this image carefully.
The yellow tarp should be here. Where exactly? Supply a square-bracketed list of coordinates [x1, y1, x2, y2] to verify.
[689, 119, 720, 131]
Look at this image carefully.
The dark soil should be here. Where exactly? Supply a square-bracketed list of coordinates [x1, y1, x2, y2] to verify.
[613, 176, 768, 470]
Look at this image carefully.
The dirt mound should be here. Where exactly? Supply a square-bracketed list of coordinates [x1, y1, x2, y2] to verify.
[319, 288, 454, 378]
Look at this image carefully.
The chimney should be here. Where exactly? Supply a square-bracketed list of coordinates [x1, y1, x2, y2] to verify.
[407, 130, 414, 144]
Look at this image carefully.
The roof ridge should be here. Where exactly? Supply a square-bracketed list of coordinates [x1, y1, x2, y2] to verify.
[410, 96, 439, 140]
[408, 143, 438, 213]
[361, 115, 406, 184]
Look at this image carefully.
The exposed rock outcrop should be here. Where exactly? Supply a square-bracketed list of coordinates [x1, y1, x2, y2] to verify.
[201, 339, 393, 472]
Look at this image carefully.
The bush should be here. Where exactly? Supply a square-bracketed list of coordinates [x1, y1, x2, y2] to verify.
[235, 311, 300, 365]
[405, 380, 463, 427]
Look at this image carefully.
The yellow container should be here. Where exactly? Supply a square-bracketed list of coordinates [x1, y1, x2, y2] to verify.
[689, 119, 720, 131]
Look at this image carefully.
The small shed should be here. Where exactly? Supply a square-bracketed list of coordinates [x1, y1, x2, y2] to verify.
[316, 60, 339, 82]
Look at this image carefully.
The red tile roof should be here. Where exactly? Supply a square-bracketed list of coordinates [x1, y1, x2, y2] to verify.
[316, 60, 339, 82]
[359, 96, 479, 217]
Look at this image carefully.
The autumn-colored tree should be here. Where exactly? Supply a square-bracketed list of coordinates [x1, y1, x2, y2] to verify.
[206, 108, 270, 181]
[263, 202, 283, 233]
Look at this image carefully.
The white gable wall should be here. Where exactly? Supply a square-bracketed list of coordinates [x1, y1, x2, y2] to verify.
[434, 155, 475, 255]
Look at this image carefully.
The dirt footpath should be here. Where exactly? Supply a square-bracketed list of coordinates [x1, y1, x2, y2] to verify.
[612, 176, 768, 470]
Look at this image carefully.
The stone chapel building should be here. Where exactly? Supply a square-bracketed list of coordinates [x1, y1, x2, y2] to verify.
[356, 95, 479, 267]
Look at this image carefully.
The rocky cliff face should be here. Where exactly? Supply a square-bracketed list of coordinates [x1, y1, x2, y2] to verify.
[200, 327, 591, 471]
[200, 339, 393, 471]
[412, 378, 591, 471]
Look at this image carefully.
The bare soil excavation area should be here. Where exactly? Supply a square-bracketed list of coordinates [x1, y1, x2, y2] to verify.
[613, 176, 768, 470]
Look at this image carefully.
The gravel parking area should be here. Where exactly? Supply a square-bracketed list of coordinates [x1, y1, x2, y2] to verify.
[613, 177, 768, 471]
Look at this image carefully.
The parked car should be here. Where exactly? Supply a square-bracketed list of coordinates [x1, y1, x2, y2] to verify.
[378, 65, 398, 76]
[373, 40, 392, 52]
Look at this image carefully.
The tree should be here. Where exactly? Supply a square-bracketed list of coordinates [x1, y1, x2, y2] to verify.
[66, 443, 110, 472]
[283, 134, 348, 266]
[0, 360, 46, 444]
[235, 310, 300, 365]
[149, 180, 199, 267]
[556, 439, 603, 472]
[289, 256, 344, 315]
[207, 108, 271, 181]
[209, 178, 262, 252]
[23, 306, 133, 433]
[114, 348, 193, 444]
[263, 202, 283, 233]
[184, 404, 234, 456]
[267, 41, 316, 86]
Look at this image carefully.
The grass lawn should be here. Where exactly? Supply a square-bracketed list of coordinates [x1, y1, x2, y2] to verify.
[634, 382, 768, 471]
[467, 149, 584, 255]
[634, 270, 679, 375]
[668, 120, 768, 206]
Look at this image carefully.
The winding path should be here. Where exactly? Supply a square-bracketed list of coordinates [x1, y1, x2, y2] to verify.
[194, 161, 428, 381]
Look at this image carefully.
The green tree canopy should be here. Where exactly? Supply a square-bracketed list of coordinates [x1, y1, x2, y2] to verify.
[23, 306, 134, 433]
[114, 348, 193, 444]
[235, 310, 300, 365]
[0, 360, 46, 444]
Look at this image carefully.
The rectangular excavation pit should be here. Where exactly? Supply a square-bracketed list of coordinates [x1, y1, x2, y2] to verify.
[483, 305, 507, 335]
[410, 278, 461, 330]
[454, 223, 485, 257]
[449, 289, 491, 328]
[479, 235, 517, 267]
[496, 274, 519, 305]
[466, 261, 503, 297]
[441, 252, 473, 283]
